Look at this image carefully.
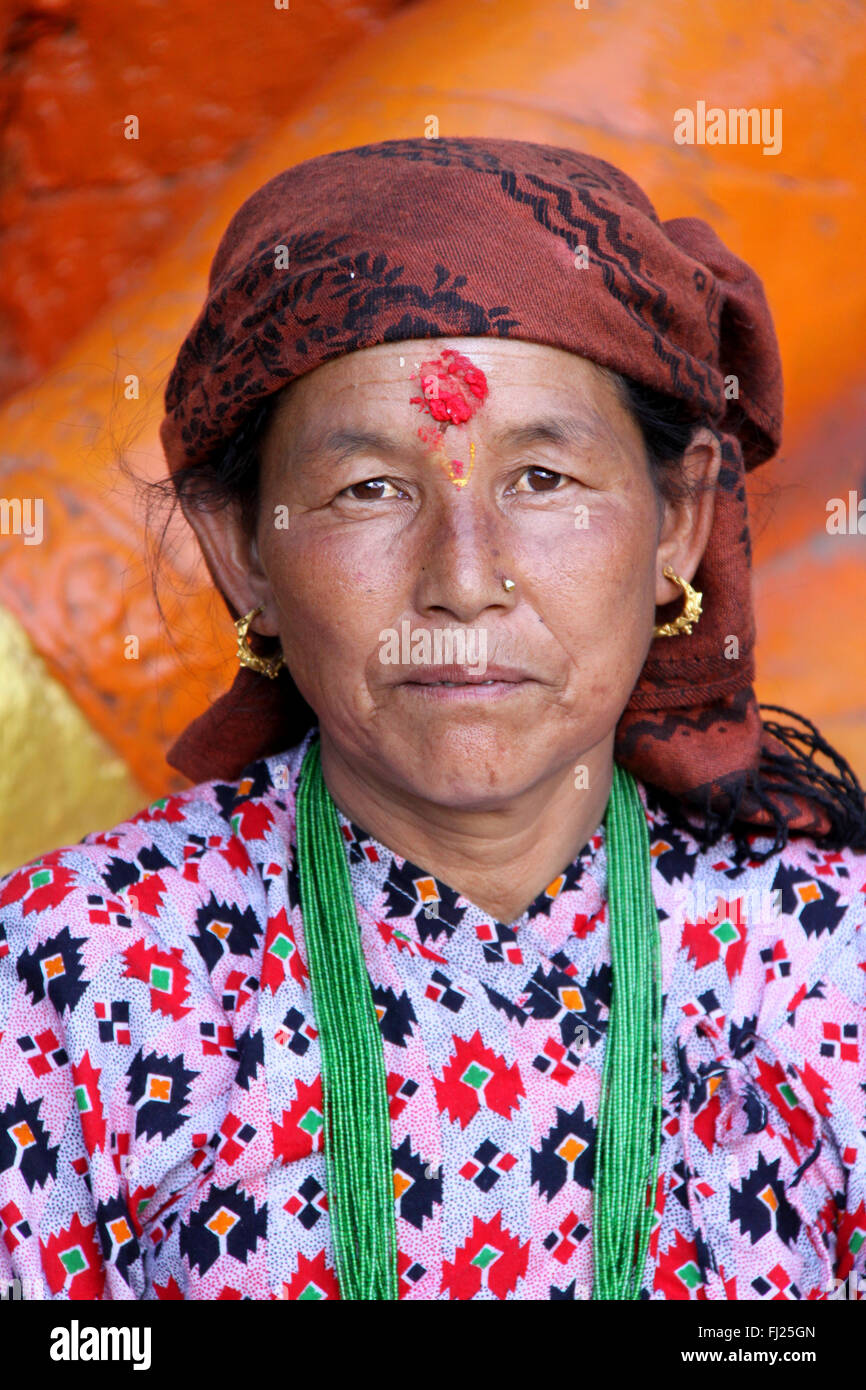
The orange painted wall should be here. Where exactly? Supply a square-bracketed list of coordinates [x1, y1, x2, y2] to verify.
[0, 0, 411, 402]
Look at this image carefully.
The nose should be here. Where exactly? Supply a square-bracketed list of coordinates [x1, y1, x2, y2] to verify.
[412, 487, 516, 625]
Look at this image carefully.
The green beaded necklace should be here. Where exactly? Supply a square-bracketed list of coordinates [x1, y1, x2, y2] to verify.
[295, 737, 662, 1301]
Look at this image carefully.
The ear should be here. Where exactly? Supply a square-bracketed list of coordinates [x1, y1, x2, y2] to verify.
[654, 427, 722, 606]
[179, 493, 280, 637]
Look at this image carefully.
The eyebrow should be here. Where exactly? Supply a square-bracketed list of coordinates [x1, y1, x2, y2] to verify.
[489, 413, 611, 454]
[290, 412, 611, 471]
[291, 428, 410, 473]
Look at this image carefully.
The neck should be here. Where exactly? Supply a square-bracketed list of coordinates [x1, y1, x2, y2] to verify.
[316, 731, 615, 925]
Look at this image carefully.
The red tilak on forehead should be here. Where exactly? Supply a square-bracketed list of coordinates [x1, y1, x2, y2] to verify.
[409, 348, 489, 427]
[408, 348, 488, 488]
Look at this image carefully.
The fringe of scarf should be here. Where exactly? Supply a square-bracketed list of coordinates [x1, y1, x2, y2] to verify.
[654, 705, 866, 862]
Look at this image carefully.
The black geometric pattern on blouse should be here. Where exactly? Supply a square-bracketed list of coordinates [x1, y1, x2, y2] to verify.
[791, 1139, 823, 1189]
[462, 1139, 513, 1193]
[391, 1135, 442, 1230]
[799, 884, 847, 938]
[740, 1083, 769, 1135]
[519, 955, 581, 1020]
[693, 1225, 718, 1283]
[751, 1272, 801, 1299]
[669, 1039, 694, 1114]
[179, 1181, 267, 1276]
[233, 1025, 264, 1092]
[340, 820, 385, 868]
[523, 856, 592, 922]
[96, 1193, 140, 1282]
[278, 1007, 315, 1056]
[214, 762, 273, 823]
[381, 855, 466, 942]
[427, 969, 466, 1013]
[477, 920, 521, 964]
[771, 862, 846, 936]
[790, 981, 827, 1025]
[0, 1090, 59, 1191]
[805, 847, 849, 879]
[542, 1212, 589, 1259]
[481, 982, 529, 1027]
[521, 955, 611, 1046]
[103, 843, 173, 895]
[285, 852, 302, 913]
[647, 826, 700, 886]
[670, 1159, 692, 1213]
[126, 1049, 198, 1142]
[291, 1174, 326, 1230]
[17, 925, 89, 1016]
[728, 1015, 759, 1061]
[371, 984, 417, 1048]
[192, 894, 264, 971]
[730, 1153, 801, 1247]
[531, 1101, 595, 1201]
[684, 1059, 728, 1116]
[149, 1209, 179, 1260]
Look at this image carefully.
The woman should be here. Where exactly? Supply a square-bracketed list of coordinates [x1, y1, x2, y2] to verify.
[1, 136, 864, 1301]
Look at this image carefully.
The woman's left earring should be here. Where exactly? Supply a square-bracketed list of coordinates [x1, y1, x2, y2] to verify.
[652, 565, 703, 638]
[234, 605, 286, 678]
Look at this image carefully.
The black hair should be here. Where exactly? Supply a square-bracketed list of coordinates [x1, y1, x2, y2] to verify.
[141, 374, 866, 860]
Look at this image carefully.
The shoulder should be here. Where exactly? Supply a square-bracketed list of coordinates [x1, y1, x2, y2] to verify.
[642, 778, 865, 1102]
[640, 777, 866, 947]
[0, 734, 313, 1011]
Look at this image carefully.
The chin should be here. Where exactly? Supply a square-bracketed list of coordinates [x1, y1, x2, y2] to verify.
[401, 767, 534, 811]
[378, 724, 557, 807]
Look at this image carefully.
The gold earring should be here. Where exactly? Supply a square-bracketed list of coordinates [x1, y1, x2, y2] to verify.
[653, 564, 703, 638]
[234, 605, 285, 678]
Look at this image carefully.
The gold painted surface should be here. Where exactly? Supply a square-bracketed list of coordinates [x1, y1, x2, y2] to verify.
[0, 604, 146, 875]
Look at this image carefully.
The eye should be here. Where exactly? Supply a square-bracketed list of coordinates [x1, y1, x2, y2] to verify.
[513, 466, 567, 493]
[341, 477, 407, 502]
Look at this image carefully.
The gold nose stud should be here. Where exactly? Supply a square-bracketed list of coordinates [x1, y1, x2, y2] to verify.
[502, 578, 516, 592]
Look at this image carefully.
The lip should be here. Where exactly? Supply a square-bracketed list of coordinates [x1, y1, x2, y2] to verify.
[398, 663, 533, 685]
[396, 663, 536, 700]
[398, 679, 531, 701]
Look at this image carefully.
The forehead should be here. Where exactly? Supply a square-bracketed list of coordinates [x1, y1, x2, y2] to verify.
[267, 337, 626, 439]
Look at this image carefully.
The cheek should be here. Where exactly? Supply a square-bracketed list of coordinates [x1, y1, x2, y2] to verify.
[266, 529, 409, 686]
[527, 493, 656, 607]
[517, 495, 658, 689]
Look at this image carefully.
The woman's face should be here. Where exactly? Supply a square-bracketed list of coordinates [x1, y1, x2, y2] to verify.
[193, 337, 717, 811]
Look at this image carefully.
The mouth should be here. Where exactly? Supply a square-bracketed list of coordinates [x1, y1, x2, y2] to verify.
[399, 664, 532, 686]
[396, 665, 535, 700]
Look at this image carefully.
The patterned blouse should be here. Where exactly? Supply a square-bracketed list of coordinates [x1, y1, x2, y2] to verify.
[1, 727, 863, 1301]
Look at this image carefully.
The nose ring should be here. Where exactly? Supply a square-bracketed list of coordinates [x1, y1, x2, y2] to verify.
[502, 578, 515, 592]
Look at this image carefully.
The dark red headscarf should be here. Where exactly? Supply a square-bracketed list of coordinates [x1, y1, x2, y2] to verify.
[159, 136, 862, 846]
